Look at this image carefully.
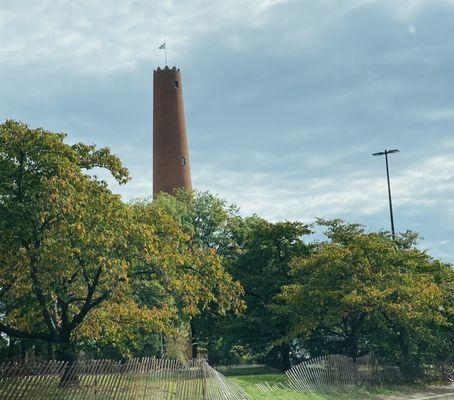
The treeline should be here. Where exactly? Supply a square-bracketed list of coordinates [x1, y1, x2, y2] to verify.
[0, 121, 453, 379]
[161, 192, 453, 379]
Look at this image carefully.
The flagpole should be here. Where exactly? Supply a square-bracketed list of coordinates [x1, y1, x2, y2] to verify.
[158, 42, 167, 66]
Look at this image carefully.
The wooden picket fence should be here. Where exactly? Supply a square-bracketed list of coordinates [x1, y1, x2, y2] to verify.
[0, 357, 251, 400]
[286, 354, 401, 393]
[423, 363, 454, 383]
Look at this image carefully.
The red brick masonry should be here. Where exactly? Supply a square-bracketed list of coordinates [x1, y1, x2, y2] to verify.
[153, 66, 192, 195]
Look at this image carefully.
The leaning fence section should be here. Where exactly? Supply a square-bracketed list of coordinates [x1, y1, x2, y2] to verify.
[286, 354, 454, 393]
[0, 357, 251, 400]
[423, 362, 454, 383]
[286, 354, 402, 393]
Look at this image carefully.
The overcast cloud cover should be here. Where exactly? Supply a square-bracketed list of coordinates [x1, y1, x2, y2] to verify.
[1, 0, 453, 261]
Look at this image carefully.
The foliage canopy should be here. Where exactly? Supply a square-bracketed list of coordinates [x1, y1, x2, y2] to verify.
[0, 120, 243, 362]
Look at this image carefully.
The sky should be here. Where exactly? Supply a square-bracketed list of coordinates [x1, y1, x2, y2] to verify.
[0, 0, 453, 262]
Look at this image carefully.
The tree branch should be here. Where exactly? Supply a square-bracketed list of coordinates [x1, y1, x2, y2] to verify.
[68, 290, 111, 331]
[0, 322, 53, 342]
[28, 253, 58, 339]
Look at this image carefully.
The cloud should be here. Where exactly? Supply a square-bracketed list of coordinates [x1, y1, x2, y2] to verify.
[191, 152, 454, 261]
[358, 0, 454, 20]
[193, 154, 454, 221]
[0, 0, 289, 73]
[420, 108, 454, 121]
[0, 0, 453, 262]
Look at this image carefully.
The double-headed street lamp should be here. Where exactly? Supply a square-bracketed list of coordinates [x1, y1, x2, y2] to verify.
[372, 149, 399, 239]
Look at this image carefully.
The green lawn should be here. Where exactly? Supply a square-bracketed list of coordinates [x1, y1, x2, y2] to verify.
[0, 369, 441, 400]
[228, 372, 426, 400]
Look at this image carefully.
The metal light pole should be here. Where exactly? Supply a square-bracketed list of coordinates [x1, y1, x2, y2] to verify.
[372, 149, 399, 239]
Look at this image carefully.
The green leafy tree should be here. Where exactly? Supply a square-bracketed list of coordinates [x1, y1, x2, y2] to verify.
[151, 190, 244, 358]
[0, 121, 243, 372]
[0, 120, 137, 366]
[281, 219, 454, 376]
[227, 216, 311, 370]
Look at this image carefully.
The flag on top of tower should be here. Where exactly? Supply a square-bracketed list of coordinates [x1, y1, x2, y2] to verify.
[158, 42, 166, 49]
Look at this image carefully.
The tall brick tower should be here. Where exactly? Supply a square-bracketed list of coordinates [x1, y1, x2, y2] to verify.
[153, 66, 192, 196]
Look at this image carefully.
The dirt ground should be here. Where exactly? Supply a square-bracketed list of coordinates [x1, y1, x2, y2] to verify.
[376, 384, 454, 399]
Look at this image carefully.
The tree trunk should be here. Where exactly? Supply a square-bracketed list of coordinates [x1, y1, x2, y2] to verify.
[7, 338, 16, 361]
[57, 339, 79, 387]
[190, 320, 198, 360]
[20, 340, 26, 362]
[47, 342, 54, 360]
[397, 327, 421, 380]
[348, 332, 358, 362]
[280, 343, 291, 371]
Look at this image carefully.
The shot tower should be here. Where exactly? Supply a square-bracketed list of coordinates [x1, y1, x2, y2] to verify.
[153, 66, 192, 196]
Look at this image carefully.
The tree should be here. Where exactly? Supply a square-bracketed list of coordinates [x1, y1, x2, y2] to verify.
[0, 120, 137, 367]
[281, 219, 454, 376]
[227, 216, 311, 370]
[0, 121, 244, 376]
[151, 190, 244, 359]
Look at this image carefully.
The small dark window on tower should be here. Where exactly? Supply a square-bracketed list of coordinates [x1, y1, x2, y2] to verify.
[181, 157, 186, 166]
[174, 80, 179, 88]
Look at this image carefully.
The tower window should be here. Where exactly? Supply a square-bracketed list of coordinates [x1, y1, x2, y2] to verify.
[181, 157, 186, 166]
[174, 80, 179, 88]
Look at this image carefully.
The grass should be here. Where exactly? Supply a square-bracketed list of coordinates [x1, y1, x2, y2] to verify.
[228, 372, 431, 400]
[0, 368, 445, 400]
[222, 366, 281, 376]
[229, 373, 360, 399]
